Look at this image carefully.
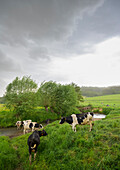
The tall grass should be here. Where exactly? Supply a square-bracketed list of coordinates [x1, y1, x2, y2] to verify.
[0, 136, 18, 170]
[0, 113, 119, 170]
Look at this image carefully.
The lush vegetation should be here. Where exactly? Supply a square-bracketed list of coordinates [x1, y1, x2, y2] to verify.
[0, 110, 120, 170]
[37, 81, 82, 116]
[0, 97, 5, 104]
[4, 76, 83, 120]
[1, 76, 120, 169]
[0, 107, 60, 128]
[1, 82, 120, 169]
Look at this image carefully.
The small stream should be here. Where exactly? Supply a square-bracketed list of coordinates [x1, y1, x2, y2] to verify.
[0, 114, 106, 137]
[93, 113, 106, 119]
[0, 127, 23, 137]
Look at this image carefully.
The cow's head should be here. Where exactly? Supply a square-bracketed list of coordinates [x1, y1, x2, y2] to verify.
[39, 129, 48, 137]
[59, 117, 66, 124]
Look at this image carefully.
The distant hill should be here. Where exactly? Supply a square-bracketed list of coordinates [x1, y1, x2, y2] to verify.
[81, 86, 120, 97]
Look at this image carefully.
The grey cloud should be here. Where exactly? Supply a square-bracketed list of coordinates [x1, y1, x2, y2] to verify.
[29, 46, 50, 61]
[67, 0, 120, 55]
[0, 0, 105, 46]
[0, 0, 106, 62]
[1, 0, 120, 97]
[0, 49, 21, 72]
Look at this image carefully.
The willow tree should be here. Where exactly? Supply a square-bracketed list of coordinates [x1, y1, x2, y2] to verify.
[5, 76, 38, 117]
[37, 81, 78, 116]
[37, 81, 58, 111]
[53, 84, 78, 116]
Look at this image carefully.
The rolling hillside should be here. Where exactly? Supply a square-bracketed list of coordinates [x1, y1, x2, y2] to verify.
[83, 94, 120, 108]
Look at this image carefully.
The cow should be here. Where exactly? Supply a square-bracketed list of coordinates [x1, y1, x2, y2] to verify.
[27, 130, 48, 164]
[29, 122, 43, 131]
[16, 121, 22, 129]
[23, 120, 33, 134]
[22, 120, 32, 125]
[59, 112, 94, 132]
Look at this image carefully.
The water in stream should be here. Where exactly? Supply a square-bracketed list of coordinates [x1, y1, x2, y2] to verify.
[0, 127, 23, 137]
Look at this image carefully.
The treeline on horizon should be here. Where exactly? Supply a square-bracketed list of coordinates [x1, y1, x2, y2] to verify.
[81, 86, 120, 97]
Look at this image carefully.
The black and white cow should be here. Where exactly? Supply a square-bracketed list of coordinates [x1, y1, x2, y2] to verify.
[16, 121, 22, 129]
[27, 130, 48, 164]
[59, 112, 94, 132]
[22, 120, 33, 134]
[29, 122, 43, 131]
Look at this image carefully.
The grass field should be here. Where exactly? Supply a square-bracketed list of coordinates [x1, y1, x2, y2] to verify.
[1, 113, 120, 170]
[0, 94, 120, 169]
[82, 94, 120, 108]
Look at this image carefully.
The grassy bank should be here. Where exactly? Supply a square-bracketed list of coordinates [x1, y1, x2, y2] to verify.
[83, 94, 120, 109]
[0, 110, 120, 170]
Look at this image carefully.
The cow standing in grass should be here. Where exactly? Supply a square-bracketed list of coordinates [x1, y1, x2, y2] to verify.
[59, 112, 94, 132]
[27, 130, 48, 164]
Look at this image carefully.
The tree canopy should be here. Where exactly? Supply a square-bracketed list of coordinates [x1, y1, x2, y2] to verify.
[37, 81, 82, 116]
[5, 76, 38, 117]
[4, 76, 83, 117]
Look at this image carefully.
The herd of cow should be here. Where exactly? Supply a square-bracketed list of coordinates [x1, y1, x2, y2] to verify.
[16, 112, 94, 164]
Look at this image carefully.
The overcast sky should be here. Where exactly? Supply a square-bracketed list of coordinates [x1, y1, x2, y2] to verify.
[0, 0, 120, 97]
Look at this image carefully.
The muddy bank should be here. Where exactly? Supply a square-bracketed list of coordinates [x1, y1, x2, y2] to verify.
[0, 127, 23, 138]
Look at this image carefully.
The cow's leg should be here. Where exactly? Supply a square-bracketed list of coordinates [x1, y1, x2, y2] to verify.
[29, 154, 32, 165]
[34, 146, 38, 161]
[74, 126, 76, 132]
[89, 121, 92, 132]
[72, 124, 76, 132]
[29, 146, 32, 165]
[34, 153, 37, 161]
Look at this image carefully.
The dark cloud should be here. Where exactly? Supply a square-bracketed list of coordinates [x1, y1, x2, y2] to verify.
[0, 0, 106, 62]
[67, 0, 120, 54]
[0, 0, 105, 46]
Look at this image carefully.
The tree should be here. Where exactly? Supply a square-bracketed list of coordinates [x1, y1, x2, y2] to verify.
[37, 81, 57, 111]
[53, 84, 78, 116]
[37, 81, 78, 116]
[5, 76, 38, 117]
[71, 83, 84, 103]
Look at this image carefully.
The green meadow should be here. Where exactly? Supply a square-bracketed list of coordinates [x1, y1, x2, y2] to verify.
[1, 113, 120, 170]
[83, 94, 120, 108]
[0, 94, 120, 169]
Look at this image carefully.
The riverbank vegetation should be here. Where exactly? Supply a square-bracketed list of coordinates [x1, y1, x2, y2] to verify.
[0, 110, 120, 170]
